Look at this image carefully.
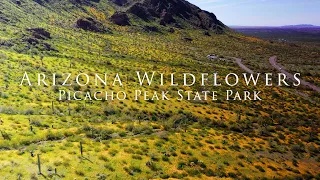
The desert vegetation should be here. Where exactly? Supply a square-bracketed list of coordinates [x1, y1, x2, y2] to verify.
[0, 0, 319, 179]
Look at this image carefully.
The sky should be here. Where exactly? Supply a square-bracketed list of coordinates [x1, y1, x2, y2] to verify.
[187, 0, 320, 26]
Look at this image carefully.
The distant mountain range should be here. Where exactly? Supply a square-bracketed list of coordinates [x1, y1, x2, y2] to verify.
[281, 24, 318, 28]
[230, 24, 320, 29]
[230, 24, 320, 44]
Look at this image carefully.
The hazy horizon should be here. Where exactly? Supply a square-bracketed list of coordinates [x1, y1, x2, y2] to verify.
[188, 0, 320, 26]
[229, 24, 319, 27]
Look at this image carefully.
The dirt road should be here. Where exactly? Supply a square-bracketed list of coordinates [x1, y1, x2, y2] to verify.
[269, 56, 320, 93]
[232, 57, 254, 74]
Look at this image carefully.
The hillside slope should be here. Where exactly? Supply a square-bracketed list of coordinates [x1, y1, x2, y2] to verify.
[0, 0, 319, 179]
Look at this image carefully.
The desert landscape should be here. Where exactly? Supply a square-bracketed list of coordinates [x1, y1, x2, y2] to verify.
[0, 0, 319, 179]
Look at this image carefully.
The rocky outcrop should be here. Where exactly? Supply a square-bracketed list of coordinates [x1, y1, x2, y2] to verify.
[127, 3, 152, 21]
[42, 42, 56, 51]
[203, 31, 211, 36]
[109, 0, 127, 6]
[160, 10, 175, 26]
[23, 37, 39, 45]
[32, 0, 48, 5]
[110, 12, 130, 26]
[197, 11, 218, 29]
[22, 28, 57, 52]
[15, 0, 21, 5]
[0, 39, 14, 47]
[27, 28, 51, 40]
[116, 0, 225, 32]
[69, 0, 101, 5]
[143, 25, 159, 32]
[168, 27, 175, 33]
[76, 17, 108, 32]
[142, 0, 193, 18]
[33, 0, 100, 5]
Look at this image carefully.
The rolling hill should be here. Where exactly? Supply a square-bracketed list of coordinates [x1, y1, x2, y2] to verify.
[0, 0, 319, 179]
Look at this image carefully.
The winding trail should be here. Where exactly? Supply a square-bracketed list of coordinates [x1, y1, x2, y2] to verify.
[230, 56, 319, 93]
[269, 56, 320, 93]
[232, 57, 254, 74]
[229, 56, 319, 101]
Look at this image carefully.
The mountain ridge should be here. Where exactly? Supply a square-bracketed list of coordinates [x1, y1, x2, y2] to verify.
[230, 24, 320, 29]
[108, 0, 225, 31]
[13, 0, 226, 33]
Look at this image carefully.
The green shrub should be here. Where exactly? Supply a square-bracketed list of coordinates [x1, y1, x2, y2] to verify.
[159, 174, 170, 179]
[75, 170, 85, 176]
[30, 120, 42, 127]
[162, 155, 169, 162]
[72, 84, 81, 91]
[99, 155, 109, 162]
[216, 169, 227, 177]
[267, 165, 277, 171]
[150, 153, 159, 161]
[154, 140, 163, 147]
[228, 172, 237, 178]
[132, 125, 153, 135]
[124, 148, 134, 154]
[177, 162, 186, 170]
[255, 165, 265, 172]
[186, 169, 201, 177]
[238, 154, 245, 159]
[129, 165, 141, 173]
[25, 109, 34, 115]
[223, 161, 230, 166]
[292, 159, 298, 167]
[46, 131, 64, 140]
[126, 124, 134, 131]
[180, 150, 187, 155]
[119, 131, 126, 137]
[132, 155, 142, 160]
[158, 131, 169, 141]
[108, 149, 119, 157]
[103, 106, 118, 116]
[146, 160, 159, 171]
[104, 163, 115, 172]
[204, 168, 215, 177]
[201, 152, 208, 157]
[0, 131, 10, 140]
[238, 162, 244, 167]
[291, 144, 306, 155]
[97, 173, 107, 180]
[54, 161, 62, 166]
